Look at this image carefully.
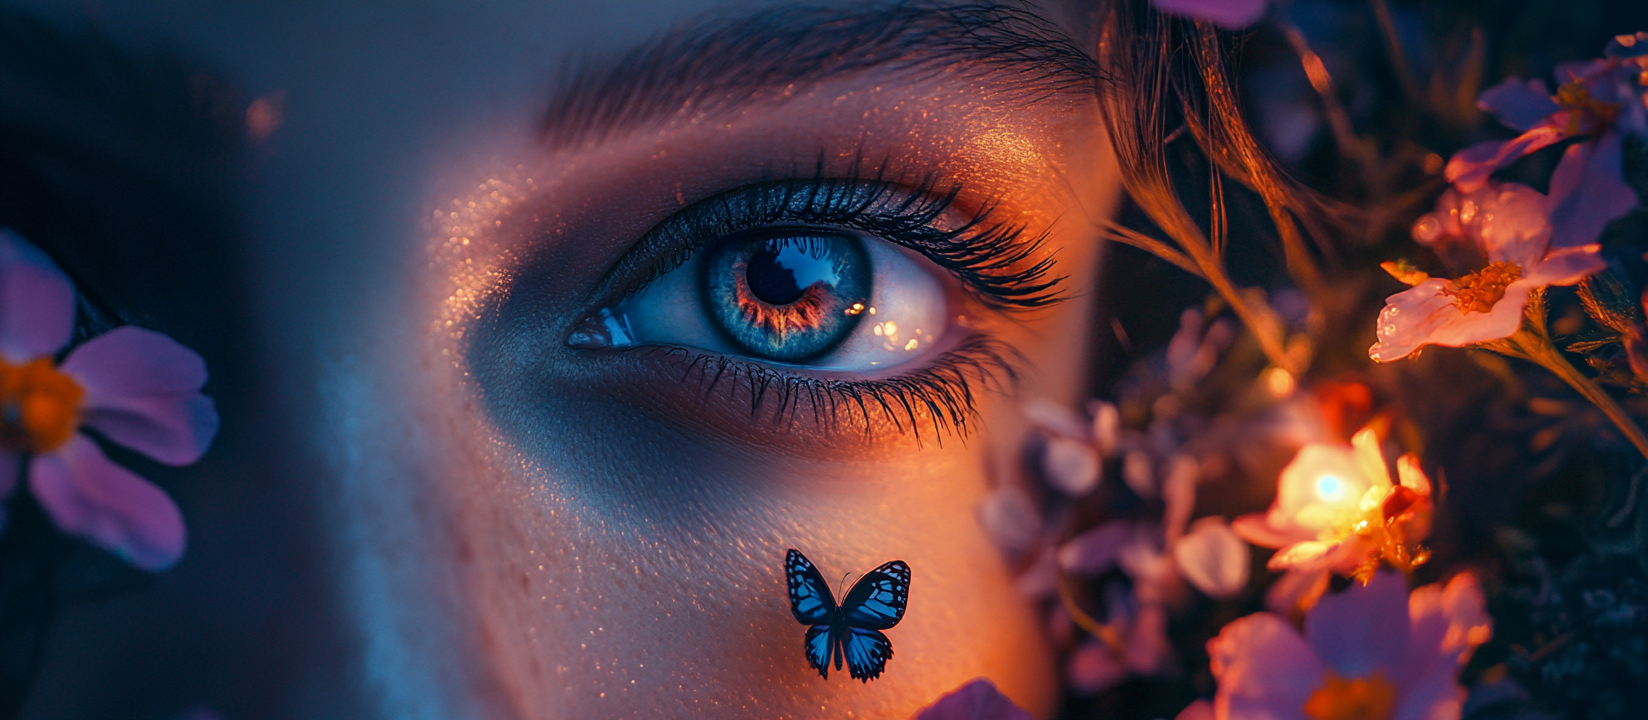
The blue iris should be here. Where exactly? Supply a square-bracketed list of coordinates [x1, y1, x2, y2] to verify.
[700, 231, 872, 363]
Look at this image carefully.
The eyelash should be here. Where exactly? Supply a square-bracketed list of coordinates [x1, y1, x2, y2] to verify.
[593, 162, 1060, 440]
[610, 161, 1064, 311]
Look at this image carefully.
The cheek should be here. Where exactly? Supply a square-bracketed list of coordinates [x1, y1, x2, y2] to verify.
[433, 400, 1058, 719]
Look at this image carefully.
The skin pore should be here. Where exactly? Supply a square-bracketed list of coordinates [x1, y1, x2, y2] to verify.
[10, 2, 1120, 718]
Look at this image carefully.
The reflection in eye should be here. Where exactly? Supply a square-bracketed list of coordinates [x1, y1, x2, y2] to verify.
[575, 227, 948, 371]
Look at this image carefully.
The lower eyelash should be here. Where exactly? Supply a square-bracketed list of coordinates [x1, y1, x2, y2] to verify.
[631, 334, 1024, 443]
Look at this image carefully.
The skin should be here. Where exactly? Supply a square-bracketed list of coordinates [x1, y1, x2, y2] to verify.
[12, 2, 1120, 718]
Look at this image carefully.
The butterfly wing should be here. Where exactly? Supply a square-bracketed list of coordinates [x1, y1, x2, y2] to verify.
[786, 549, 836, 625]
[803, 624, 834, 680]
[840, 560, 910, 630]
[841, 627, 895, 682]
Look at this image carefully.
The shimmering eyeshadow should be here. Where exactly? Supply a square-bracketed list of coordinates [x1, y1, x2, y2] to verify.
[700, 232, 872, 362]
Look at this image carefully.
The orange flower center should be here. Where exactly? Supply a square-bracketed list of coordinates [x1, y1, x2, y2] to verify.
[1303, 672, 1397, 720]
[1554, 80, 1619, 136]
[0, 357, 84, 454]
[1444, 261, 1523, 314]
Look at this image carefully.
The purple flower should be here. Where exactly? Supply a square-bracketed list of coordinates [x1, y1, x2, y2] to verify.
[1151, 0, 1268, 30]
[1205, 571, 1491, 720]
[912, 679, 1032, 720]
[1445, 53, 1645, 248]
[0, 229, 217, 570]
[1370, 183, 1605, 362]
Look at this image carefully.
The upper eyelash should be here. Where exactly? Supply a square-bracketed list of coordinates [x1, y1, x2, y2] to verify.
[607, 160, 1065, 311]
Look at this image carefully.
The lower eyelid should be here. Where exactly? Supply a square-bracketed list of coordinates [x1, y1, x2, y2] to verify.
[582, 331, 1022, 446]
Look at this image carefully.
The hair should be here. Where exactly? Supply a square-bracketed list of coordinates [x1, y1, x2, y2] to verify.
[1073, 0, 1348, 387]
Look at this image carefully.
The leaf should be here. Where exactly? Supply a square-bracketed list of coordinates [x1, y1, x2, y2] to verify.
[1577, 272, 1641, 336]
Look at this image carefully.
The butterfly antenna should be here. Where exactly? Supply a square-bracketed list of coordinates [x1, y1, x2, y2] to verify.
[838, 572, 854, 598]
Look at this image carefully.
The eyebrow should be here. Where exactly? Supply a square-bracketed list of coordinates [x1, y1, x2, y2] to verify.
[540, 2, 1103, 149]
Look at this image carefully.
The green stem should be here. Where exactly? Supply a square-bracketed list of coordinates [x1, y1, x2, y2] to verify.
[1511, 328, 1648, 462]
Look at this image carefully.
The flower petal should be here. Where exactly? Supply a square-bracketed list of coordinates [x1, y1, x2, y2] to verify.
[1394, 575, 1487, 720]
[1208, 613, 1325, 720]
[1477, 77, 1559, 131]
[1267, 540, 1334, 572]
[1067, 639, 1130, 695]
[978, 485, 1041, 557]
[1175, 699, 1215, 720]
[1059, 521, 1133, 575]
[1547, 133, 1639, 249]
[1393, 669, 1466, 720]
[1043, 436, 1102, 496]
[1304, 570, 1410, 678]
[1022, 397, 1088, 439]
[61, 327, 218, 466]
[1444, 126, 1568, 192]
[1174, 517, 1251, 598]
[1474, 184, 1554, 266]
[1422, 282, 1530, 348]
[1265, 567, 1331, 614]
[1369, 280, 1457, 362]
[1150, 0, 1268, 29]
[1089, 399, 1120, 457]
[27, 434, 185, 571]
[0, 229, 75, 363]
[1126, 603, 1173, 674]
[1522, 245, 1606, 287]
[1231, 512, 1307, 549]
[913, 679, 1033, 720]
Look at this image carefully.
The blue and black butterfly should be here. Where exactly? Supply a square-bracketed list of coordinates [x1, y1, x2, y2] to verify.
[784, 548, 911, 682]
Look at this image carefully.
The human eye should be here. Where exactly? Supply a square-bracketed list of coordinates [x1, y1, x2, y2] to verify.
[564, 170, 1061, 437]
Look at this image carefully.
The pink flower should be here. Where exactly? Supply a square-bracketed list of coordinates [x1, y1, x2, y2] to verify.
[1446, 53, 1644, 248]
[1369, 183, 1606, 362]
[1234, 428, 1433, 579]
[0, 230, 217, 571]
[1205, 571, 1491, 720]
[912, 679, 1032, 720]
[1151, 0, 1268, 30]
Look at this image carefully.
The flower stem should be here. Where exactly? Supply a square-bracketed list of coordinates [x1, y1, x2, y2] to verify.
[1509, 328, 1648, 461]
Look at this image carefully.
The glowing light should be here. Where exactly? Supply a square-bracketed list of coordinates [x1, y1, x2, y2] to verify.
[845, 302, 866, 316]
[1315, 475, 1346, 503]
[882, 321, 898, 337]
[1265, 367, 1296, 397]
[904, 339, 918, 351]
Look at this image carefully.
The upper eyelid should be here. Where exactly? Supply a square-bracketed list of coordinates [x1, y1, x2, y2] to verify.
[584, 175, 1064, 319]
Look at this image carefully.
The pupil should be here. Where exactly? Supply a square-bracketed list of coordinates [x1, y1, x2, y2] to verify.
[744, 240, 841, 306]
[745, 246, 805, 305]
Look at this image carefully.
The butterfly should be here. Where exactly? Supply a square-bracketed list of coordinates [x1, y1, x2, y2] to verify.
[784, 548, 911, 682]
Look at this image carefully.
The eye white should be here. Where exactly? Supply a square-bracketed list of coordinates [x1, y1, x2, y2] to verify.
[572, 234, 951, 374]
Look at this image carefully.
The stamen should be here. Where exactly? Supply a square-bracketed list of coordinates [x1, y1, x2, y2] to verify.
[1303, 672, 1397, 720]
[1554, 80, 1620, 136]
[0, 358, 85, 454]
[1443, 261, 1523, 314]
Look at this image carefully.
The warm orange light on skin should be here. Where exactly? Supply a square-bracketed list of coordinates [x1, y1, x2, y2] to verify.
[403, 63, 1121, 718]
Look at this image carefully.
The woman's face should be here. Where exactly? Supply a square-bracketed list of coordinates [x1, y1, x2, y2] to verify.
[22, 2, 1119, 717]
